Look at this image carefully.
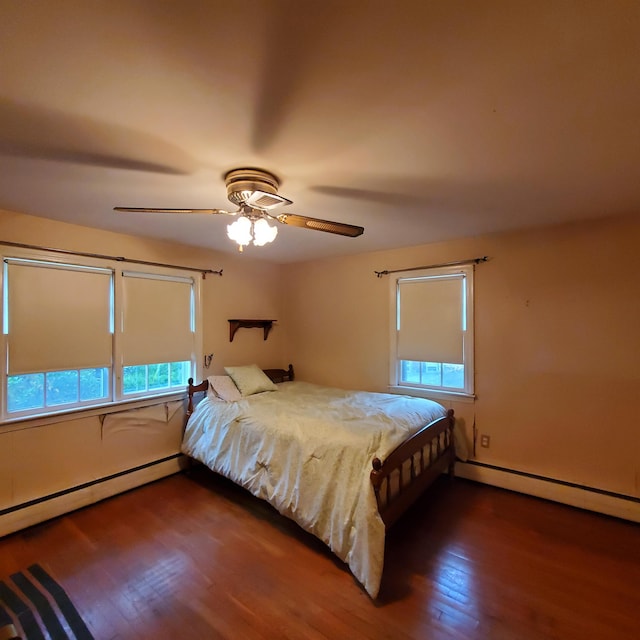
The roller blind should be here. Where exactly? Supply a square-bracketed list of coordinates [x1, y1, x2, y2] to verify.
[397, 274, 464, 364]
[6, 260, 113, 374]
[121, 271, 194, 366]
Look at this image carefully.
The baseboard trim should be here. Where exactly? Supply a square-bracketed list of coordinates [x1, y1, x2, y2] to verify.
[456, 461, 640, 523]
[0, 454, 188, 537]
[4, 456, 638, 538]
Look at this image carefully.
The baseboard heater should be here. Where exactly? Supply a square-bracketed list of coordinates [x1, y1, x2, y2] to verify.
[456, 460, 640, 524]
[0, 454, 186, 537]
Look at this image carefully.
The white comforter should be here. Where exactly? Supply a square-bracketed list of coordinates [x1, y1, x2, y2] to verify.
[181, 381, 446, 598]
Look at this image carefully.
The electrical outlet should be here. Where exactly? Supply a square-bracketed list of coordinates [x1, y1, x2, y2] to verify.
[480, 434, 490, 448]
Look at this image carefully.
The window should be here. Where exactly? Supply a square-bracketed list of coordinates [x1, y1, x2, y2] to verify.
[119, 271, 196, 399]
[1, 251, 201, 420]
[7, 368, 110, 412]
[390, 265, 474, 397]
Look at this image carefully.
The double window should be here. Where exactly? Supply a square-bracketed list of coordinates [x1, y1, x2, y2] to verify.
[2, 251, 201, 420]
[390, 265, 474, 398]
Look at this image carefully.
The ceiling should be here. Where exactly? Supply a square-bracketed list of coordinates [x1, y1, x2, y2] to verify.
[1, 0, 639, 264]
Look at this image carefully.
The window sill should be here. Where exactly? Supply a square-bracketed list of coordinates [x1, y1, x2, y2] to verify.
[388, 385, 476, 404]
[0, 391, 186, 432]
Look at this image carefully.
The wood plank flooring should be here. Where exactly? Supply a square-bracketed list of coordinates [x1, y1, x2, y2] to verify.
[1, 467, 638, 639]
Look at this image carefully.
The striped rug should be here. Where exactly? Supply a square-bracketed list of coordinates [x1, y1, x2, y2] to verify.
[0, 564, 93, 640]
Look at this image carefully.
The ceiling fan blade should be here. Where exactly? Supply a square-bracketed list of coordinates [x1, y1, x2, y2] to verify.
[276, 213, 364, 237]
[114, 207, 232, 215]
[0, 100, 195, 175]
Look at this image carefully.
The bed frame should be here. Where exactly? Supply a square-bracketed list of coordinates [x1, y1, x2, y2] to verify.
[186, 364, 455, 530]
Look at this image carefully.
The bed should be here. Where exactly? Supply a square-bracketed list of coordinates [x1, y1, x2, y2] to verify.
[182, 364, 456, 598]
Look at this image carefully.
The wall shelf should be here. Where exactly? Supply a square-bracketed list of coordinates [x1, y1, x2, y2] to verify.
[228, 319, 276, 342]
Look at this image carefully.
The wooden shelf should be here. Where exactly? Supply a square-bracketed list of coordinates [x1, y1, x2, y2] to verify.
[228, 319, 276, 342]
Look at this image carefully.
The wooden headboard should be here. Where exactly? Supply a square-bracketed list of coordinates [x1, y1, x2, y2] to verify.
[186, 364, 295, 417]
[262, 364, 295, 383]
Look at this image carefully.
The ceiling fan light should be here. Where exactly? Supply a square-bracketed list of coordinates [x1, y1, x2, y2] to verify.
[252, 218, 278, 246]
[227, 216, 252, 248]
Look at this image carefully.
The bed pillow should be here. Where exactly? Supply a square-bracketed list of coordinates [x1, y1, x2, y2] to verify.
[224, 364, 278, 396]
[206, 379, 217, 401]
[207, 375, 242, 402]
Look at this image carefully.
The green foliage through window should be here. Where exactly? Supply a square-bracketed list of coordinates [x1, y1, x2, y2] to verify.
[123, 361, 190, 395]
[7, 368, 109, 413]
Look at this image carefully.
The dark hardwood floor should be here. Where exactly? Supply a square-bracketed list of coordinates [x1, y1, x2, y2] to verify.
[1, 467, 638, 639]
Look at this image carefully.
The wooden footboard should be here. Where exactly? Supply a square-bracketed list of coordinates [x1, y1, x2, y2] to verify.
[370, 409, 455, 528]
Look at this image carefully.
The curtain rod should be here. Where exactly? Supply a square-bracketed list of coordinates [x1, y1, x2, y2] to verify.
[374, 256, 488, 278]
[0, 240, 223, 278]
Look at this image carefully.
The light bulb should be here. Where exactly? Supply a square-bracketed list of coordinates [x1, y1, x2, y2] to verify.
[227, 216, 252, 250]
[252, 218, 278, 246]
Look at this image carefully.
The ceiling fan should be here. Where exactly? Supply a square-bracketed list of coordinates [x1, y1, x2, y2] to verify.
[114, 167, 364, 251]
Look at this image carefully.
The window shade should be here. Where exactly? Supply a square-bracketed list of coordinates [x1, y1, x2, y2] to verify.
[397, 275, 464, 364]
[121, 272, 194, 366]
[6, 261, 112, 374]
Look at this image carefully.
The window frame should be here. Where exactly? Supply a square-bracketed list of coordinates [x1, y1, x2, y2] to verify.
[389, 264, 475, 400]
[1, 247, 202, 422]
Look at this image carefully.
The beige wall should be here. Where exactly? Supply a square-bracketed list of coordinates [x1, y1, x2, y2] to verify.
[282, 214, 640, 500]
[2, 206, 639, 524]
[0, 208, 287, 373]
[0, 209, 287, 525]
